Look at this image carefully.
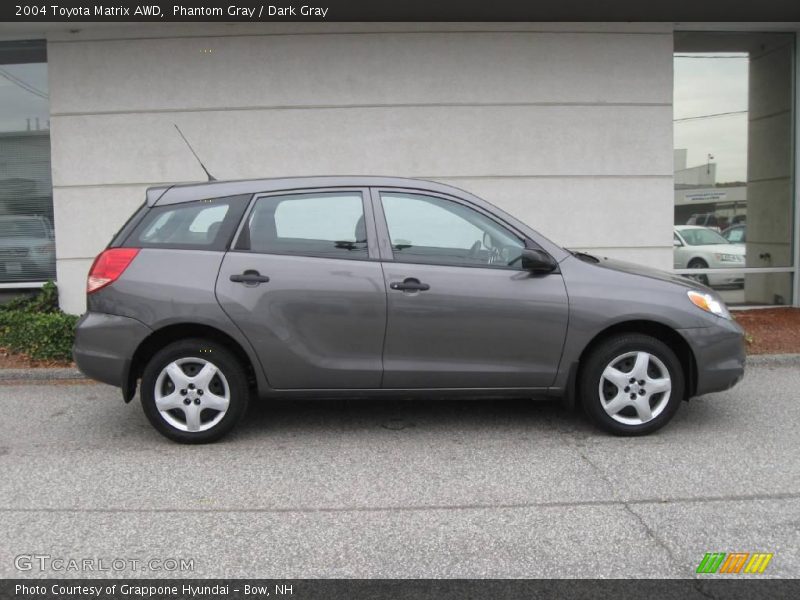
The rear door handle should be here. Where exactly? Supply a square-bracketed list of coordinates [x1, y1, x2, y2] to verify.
[230, 270, 270, 285]
[389, 277, 430, 292]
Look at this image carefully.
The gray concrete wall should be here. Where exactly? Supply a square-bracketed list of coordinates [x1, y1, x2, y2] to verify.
[44, 23, 674, 314]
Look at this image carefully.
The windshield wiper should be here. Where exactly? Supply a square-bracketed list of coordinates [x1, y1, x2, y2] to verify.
[567, 249, 600, 263]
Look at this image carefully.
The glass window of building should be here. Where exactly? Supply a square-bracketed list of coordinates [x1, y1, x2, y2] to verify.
[673, 32, 795, 305]
[0, 40, 53, 284]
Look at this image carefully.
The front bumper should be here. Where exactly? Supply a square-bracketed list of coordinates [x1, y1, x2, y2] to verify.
[679, 318, 746, 397]
[73, 312, 152, 388]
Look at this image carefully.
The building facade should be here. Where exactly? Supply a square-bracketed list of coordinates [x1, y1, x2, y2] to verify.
[0, 22, 797, 313]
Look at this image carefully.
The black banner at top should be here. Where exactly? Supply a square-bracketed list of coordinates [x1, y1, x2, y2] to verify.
[2, 0, 800, 22]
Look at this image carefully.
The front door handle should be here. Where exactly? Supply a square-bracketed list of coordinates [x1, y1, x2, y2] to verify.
[230, 270, 270, 285]
[390, 277, 430, 292]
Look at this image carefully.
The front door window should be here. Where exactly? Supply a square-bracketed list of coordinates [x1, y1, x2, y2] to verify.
[380, 192, 525, 268]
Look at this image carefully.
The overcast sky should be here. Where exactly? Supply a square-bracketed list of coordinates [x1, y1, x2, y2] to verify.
[673, 54, 749, 183]
[0, 63, 49, 133]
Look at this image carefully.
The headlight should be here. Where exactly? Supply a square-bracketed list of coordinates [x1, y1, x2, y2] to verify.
[713, 253, 744, 262]
[687, 290, 731, 319]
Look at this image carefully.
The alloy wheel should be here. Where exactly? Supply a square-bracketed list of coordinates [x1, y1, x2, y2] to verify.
[153, 357, 230, 432]
[597, 351, 672, 425]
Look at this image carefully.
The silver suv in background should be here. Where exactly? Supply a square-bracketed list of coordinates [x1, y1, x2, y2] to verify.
[0, 214, 56, 280]
[74, 177, 745, 443]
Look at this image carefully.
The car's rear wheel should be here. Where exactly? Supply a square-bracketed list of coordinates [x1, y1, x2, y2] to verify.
[140, 339, 249, 444]
[580, 334, 684, 436]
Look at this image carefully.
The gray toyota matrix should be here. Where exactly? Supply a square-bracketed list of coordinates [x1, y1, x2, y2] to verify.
[73, 177, 745, 443]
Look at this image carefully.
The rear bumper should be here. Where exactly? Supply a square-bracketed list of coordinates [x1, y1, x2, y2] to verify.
[73, 312, 152, 388]
[679, 319, 746, 397]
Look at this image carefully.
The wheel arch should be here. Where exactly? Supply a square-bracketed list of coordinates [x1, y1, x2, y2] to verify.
[687, 256, 709, 267]
[123, 323, 261, 403]
[574, 320, 698, 404]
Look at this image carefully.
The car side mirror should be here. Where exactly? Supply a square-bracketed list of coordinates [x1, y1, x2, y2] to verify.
[673, 238, 682, 247]
[520, 248, 557, 273]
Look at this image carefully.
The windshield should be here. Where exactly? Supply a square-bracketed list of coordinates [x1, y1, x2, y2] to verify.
[0, 218, 48, 239]
[678, 228, 729, 246]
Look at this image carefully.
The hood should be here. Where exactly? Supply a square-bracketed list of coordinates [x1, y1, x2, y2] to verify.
[571, 253, 708, 291]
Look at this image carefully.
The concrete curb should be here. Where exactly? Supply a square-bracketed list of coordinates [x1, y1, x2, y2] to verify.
[0, 353, 798, 382]
[745, 353, 800, 366]
[0, 367, 85, 381]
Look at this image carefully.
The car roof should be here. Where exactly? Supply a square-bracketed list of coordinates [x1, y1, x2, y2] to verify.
[148, 176, 474, 207]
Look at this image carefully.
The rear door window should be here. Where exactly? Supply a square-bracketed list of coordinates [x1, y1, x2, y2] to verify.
[236, 192, 368, 259]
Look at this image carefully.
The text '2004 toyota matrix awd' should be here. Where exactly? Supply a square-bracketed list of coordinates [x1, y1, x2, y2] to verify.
[73, 177, 745, 443]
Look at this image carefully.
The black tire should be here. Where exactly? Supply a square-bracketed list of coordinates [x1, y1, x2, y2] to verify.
[579, 334, 684, 436]
[687, 258, 709, 286]
[140, 338, 249, 444]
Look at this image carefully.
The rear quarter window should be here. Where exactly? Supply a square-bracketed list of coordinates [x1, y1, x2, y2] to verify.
[124, 195, 251, 250]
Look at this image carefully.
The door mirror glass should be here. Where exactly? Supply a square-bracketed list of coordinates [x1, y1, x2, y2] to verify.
[520, 248, 557, 273]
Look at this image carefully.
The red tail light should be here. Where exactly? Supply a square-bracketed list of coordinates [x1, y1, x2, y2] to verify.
[87, 248, 140, 294]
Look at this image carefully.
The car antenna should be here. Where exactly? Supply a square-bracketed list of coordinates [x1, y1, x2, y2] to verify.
[173, 124, 216, 181]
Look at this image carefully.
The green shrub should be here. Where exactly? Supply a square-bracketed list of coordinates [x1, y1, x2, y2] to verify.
[0, 280, 60, 314]
[0, 281, 78, 361]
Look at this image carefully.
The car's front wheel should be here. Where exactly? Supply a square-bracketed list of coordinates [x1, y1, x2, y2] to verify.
[140, 339, 249, 443]
[687, 258, 710, 286]
[580, 334, 684, 436]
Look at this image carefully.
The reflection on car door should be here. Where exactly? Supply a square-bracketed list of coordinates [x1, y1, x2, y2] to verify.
[216, 189, 387, 389]
[374, 190, 569, 389]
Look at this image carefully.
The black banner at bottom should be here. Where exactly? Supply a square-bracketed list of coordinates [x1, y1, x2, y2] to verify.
[3, 579, 800, 600]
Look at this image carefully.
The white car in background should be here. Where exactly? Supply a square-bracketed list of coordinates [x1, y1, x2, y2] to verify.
[673, 225, 745, 288]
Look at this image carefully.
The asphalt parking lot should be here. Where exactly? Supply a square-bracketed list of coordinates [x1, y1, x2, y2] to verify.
[0, 358, 798, 579]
